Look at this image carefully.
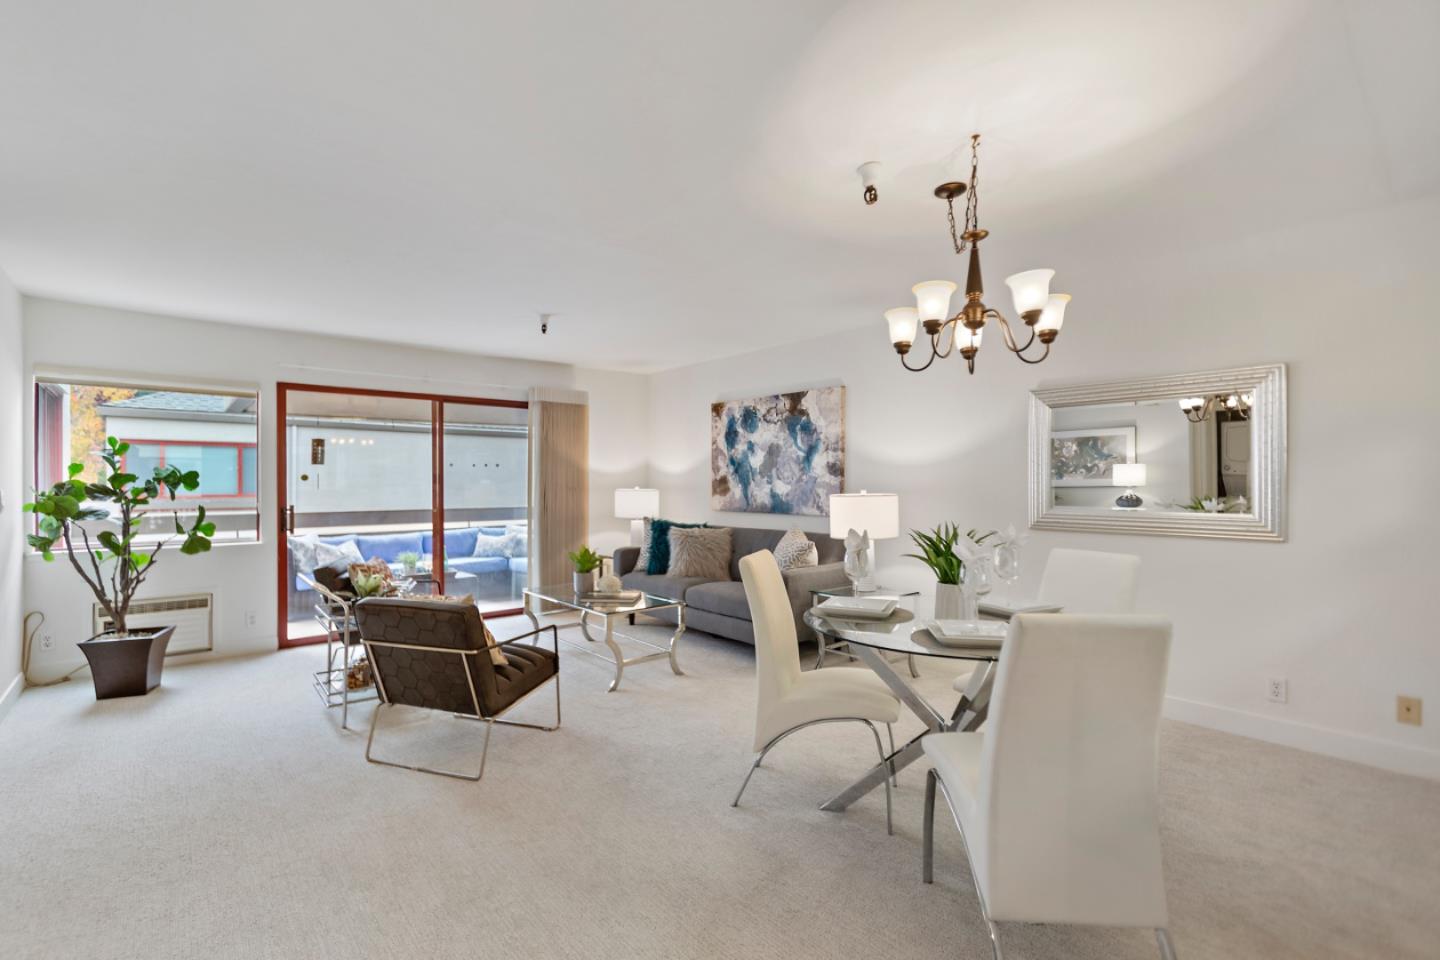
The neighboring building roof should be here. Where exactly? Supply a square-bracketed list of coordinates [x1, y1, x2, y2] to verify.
[98, 391, 257, 423]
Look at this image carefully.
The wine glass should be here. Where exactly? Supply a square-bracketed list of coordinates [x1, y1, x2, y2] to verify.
[967, 554, 993, 598]
[992, 542, 1021, 604]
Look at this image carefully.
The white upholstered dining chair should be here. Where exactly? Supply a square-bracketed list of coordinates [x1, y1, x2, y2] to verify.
[952, 547, 1140, 694]
[924, 613, 1176, 959]
[731, 550, 902, 832]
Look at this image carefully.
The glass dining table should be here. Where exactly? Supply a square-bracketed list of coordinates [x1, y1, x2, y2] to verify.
[802, 607, 1007, 816]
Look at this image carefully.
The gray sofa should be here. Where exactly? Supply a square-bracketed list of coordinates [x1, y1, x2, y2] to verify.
[613, 526, 849, 645]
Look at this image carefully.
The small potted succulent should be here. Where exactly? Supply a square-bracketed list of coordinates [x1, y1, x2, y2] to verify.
[24, 436, 214, 699]
[396, 550, 421, 575]
[905, 523, 995, 620]
[568, 545, 603, 594]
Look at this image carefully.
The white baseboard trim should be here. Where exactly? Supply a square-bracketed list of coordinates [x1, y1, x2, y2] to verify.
[1165, 695, 1440, 781]
[0, 671, 22, 729]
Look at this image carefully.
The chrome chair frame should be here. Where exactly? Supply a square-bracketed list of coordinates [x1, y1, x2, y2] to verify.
[363, 624, 561, 782]
[731, 718, 898, 834]
[298, 571, 378, 730]
[923, 768, 1178, 960]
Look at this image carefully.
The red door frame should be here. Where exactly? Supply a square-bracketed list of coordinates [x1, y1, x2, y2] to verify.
[275, 382, 529, 649]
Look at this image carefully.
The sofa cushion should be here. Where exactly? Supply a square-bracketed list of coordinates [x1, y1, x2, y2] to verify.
[354, 532, 425, 564]
[448, 556, 509, 576]
[684, 580, 750, 620]
[444, 527, 481, 559]
[619, 572, 713, 603]
[508, 556, 528, 574]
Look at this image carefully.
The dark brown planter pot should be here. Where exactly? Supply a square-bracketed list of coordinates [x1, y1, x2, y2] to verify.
[79, 625, 175, 700]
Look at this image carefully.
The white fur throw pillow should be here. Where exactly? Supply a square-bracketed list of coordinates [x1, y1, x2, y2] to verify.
[773, 528, 819, 571]
[667, 526, 732, 580]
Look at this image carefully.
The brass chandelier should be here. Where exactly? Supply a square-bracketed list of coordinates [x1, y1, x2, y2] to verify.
[1179, 392, 1253, 423]
[883, 134, 1071, 374]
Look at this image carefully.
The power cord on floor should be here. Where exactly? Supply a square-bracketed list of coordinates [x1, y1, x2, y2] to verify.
[22, 611, 88, 689]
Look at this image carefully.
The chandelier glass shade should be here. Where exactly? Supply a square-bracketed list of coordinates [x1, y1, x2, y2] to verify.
[884, 134, 1072, 375]
[1179, 392, 1254, 422]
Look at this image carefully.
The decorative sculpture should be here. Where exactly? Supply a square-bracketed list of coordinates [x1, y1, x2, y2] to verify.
[843, 528, 876, 593]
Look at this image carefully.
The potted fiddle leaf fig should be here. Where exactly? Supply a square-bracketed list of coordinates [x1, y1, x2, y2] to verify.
[24, 436, 214, 700]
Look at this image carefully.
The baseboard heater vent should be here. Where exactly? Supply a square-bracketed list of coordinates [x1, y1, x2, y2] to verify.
[92, 593, 215, 655]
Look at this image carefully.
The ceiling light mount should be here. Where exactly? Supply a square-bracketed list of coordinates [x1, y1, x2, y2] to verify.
[933, 181, 967, 201]
[881, 133, 1073, 376]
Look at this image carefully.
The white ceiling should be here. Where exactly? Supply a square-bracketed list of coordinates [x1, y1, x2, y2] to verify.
[1, 0, 1436, 372]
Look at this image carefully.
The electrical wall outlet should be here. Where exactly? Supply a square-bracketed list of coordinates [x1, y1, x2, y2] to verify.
[1397, 696, 1422, 726]
[41, 633, 54, 650]
[244, 609, 258, 629]
[1266, 677, 1288, 704]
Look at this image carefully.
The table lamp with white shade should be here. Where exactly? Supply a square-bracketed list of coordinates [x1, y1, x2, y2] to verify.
[614, 487, 660, 545]
[828, 491, 900, 592]
[1112, 463, 1147, 509]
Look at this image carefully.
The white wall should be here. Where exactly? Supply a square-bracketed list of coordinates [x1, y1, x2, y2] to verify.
[21, 298, 649, 678]
[648, 195, 1440, 779]
[0, 266, 22, 718]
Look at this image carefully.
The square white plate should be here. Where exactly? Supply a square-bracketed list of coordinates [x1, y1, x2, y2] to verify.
[815, 596, 898, 620]
[925, 619, 1009, 642]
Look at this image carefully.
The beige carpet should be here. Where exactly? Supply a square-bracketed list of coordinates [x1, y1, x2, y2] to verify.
[2, 617, 1437, 960]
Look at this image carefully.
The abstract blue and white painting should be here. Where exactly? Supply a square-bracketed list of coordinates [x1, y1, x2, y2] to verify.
[1050, 426, 1136, 486]
[710, 387, 845, 515]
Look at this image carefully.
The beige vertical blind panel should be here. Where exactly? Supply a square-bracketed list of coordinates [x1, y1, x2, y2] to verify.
[528, 397, 589, 600]
[1189, 418, 1219, 500]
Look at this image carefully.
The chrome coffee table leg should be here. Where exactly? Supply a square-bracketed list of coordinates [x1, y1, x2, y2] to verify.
[603, 615, 625, 692]
[668, 604, 686, 676]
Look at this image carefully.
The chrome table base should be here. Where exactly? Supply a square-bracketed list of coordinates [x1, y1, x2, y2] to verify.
[820, 647, 995, 814]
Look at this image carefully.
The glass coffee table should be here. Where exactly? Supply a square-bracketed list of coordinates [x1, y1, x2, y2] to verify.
[523, 584, 685, 692]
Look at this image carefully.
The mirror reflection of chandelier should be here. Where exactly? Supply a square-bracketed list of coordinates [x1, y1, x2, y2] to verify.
[883, 134, 1072, 375]
[1178, 392, 1254, 423]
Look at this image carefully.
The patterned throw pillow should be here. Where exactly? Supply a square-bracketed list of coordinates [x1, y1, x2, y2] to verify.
[773, 528, 819, 571]
[348, 558, 397, 598]
[472, 534, 508, 558]
[646, 519, 706, 575]
[310, 540, 366, 595]
[634, 518, 654, 573]
[668, 526, 732, 580]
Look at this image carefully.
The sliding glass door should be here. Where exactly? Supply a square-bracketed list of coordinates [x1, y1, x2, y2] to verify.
[441, 401, 530, 607]
[277, 384, 528, 648]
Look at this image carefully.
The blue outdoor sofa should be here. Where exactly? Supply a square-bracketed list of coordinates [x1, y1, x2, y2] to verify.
[286, 525, 527, 616]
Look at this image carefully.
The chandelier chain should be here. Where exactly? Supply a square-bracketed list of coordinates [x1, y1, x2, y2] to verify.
[965, 133, 980, 239]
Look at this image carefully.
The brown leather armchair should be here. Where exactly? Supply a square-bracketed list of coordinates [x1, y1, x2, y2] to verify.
[354, 597, 560, 781]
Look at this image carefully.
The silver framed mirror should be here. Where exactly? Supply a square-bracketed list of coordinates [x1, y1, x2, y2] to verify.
[1028, 363, 1286, 541]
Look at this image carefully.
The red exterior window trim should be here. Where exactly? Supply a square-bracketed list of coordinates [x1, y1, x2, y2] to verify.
[120, 438, 259, 499]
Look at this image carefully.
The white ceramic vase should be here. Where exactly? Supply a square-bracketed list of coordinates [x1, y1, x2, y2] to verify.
[934, 582, 962, 620]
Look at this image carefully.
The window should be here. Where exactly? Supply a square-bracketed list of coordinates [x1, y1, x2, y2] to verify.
[32, 380, 261, 546]
[119, 442, 258, 497]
